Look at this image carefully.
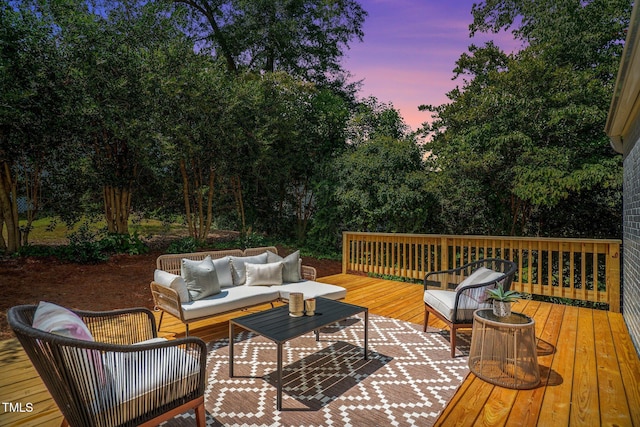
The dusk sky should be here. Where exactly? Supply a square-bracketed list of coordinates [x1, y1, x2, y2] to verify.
[342, 1, 522, 132]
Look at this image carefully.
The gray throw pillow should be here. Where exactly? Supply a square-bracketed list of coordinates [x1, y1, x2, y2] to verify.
[212, 256, 234, 288]
[229, 253, 269, 285]
[181, 256, 221, 300]
[266, 250, 302, 283]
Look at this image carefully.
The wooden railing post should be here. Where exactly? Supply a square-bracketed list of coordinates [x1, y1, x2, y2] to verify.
[607, 241, 621, 313]
[441, 236, 449, 271]
[342, 231, 349, 274]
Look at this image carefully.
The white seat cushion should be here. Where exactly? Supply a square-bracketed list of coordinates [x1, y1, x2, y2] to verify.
[424, 289, 492, 322]
[180, 286, 280, 320]
[275, 281, 347, 301]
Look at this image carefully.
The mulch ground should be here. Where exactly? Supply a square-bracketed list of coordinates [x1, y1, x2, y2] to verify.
[0, 246, 342, 341]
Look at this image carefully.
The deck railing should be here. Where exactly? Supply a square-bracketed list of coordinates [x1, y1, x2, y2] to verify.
[342, 232, 622, 312]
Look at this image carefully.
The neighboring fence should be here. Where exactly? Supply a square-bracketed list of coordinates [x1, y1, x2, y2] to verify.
[342, 232, 622, 312]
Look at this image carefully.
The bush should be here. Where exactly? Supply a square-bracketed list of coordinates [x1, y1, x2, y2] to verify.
[99, 232, 148, 255]
[167, 237, 202, 254]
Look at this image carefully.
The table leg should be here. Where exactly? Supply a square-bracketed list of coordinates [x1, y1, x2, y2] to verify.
[229, 321, 235, 377]
[277, 342, 283, 410]
[364, 310, 369, 360]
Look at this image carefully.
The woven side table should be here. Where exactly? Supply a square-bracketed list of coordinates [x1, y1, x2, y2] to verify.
[469, 309, 540, 389]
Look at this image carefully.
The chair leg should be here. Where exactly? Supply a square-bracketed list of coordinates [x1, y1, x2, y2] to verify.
[423, 305, 430, 332]
[450, 325, 457, 358]
[157, 311, 165, 331]
[195, 402, 206, 427]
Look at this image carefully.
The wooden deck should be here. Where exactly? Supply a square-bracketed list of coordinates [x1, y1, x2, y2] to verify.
[1, 273, 639, 426]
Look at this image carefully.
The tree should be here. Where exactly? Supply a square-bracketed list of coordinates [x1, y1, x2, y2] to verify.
[0, 1, 74, 252]
[421, 0, 630, 237]
[175, 0, 366, 83]
[48, 0, 187, 235]
[333, 135, 430, 233]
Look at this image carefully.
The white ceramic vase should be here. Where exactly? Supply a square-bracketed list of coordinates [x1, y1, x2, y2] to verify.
[492, 301, 512, 317]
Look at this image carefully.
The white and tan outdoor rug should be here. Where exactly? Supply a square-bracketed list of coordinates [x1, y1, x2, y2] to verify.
[165, 314, 469, 427]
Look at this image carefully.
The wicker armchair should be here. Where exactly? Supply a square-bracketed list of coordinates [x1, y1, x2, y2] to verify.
[7, 305, 207, 427]
[422, 259, 517, 357]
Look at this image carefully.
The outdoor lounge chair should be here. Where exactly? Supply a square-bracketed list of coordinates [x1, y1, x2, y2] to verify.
[7, 304, 207, 427]
[422, 259, 517, 357]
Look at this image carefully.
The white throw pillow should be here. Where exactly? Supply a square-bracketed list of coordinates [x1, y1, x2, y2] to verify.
[455, 267, 492, 291]
[230, 253, 269, 285]
[181, 256, 221, 301]
[32, 301, 94, 341]
[154, 269, 191, 302]
[266, 250, 302, 283]
[455, 267, 504, 304]
[245, 262, 284, 286]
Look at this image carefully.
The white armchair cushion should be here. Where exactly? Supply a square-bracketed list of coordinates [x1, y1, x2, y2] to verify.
[245, 262, 283, 286]
[423, 290, 490, 322]
[103, 344, 200, 404]
[154, 269, 191, 303]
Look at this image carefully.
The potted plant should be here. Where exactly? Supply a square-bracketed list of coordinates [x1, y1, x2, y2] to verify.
[486, 284, 521, 317]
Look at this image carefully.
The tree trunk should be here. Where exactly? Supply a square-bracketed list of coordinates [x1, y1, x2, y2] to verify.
[0, 161, 20, 253]
[294, 179, 314, 244]
[231, 176, 246, 236]
[103, 184, 131, 234]
[180, 159, 215, 240]
[21, 163, 42, 246]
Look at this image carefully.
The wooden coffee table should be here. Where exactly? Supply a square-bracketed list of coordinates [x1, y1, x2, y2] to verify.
[229, 297, 368, 410]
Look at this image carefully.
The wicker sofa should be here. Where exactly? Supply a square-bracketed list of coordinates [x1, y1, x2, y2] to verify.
[151, 246, 346, 334]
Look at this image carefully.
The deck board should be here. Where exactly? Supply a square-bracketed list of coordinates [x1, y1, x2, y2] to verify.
[1, 273, 639, 426]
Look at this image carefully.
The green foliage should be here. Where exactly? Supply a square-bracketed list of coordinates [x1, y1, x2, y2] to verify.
[167, 237, 203, 254]
[63, 223, 109, 263]
[98, 232, 149, 255]
[179, 0, 367, 84]
[485, 284, 521, 302]
[367, 272, 422, 285]
[333, 135, 431, 233]
[421, 0, 629, 237]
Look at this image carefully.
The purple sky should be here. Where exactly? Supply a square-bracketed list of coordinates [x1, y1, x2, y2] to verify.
[342, 1, 522, 132]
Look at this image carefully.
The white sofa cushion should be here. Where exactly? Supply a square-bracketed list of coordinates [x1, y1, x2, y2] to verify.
[266, 250, 302, 283]
[230, 253, 269, 285]
[154, 269, 191, 302]
[181, 256, 221, 301]
[180, 285, 280, 320]
[275, 280, 347, 301]
[245, 262, 283, 286]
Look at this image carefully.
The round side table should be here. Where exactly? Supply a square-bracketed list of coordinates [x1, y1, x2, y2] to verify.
[469, 309, 540, 389]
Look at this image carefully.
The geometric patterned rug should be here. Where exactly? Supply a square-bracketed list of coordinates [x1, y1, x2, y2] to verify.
[163, 314, 469, 427]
